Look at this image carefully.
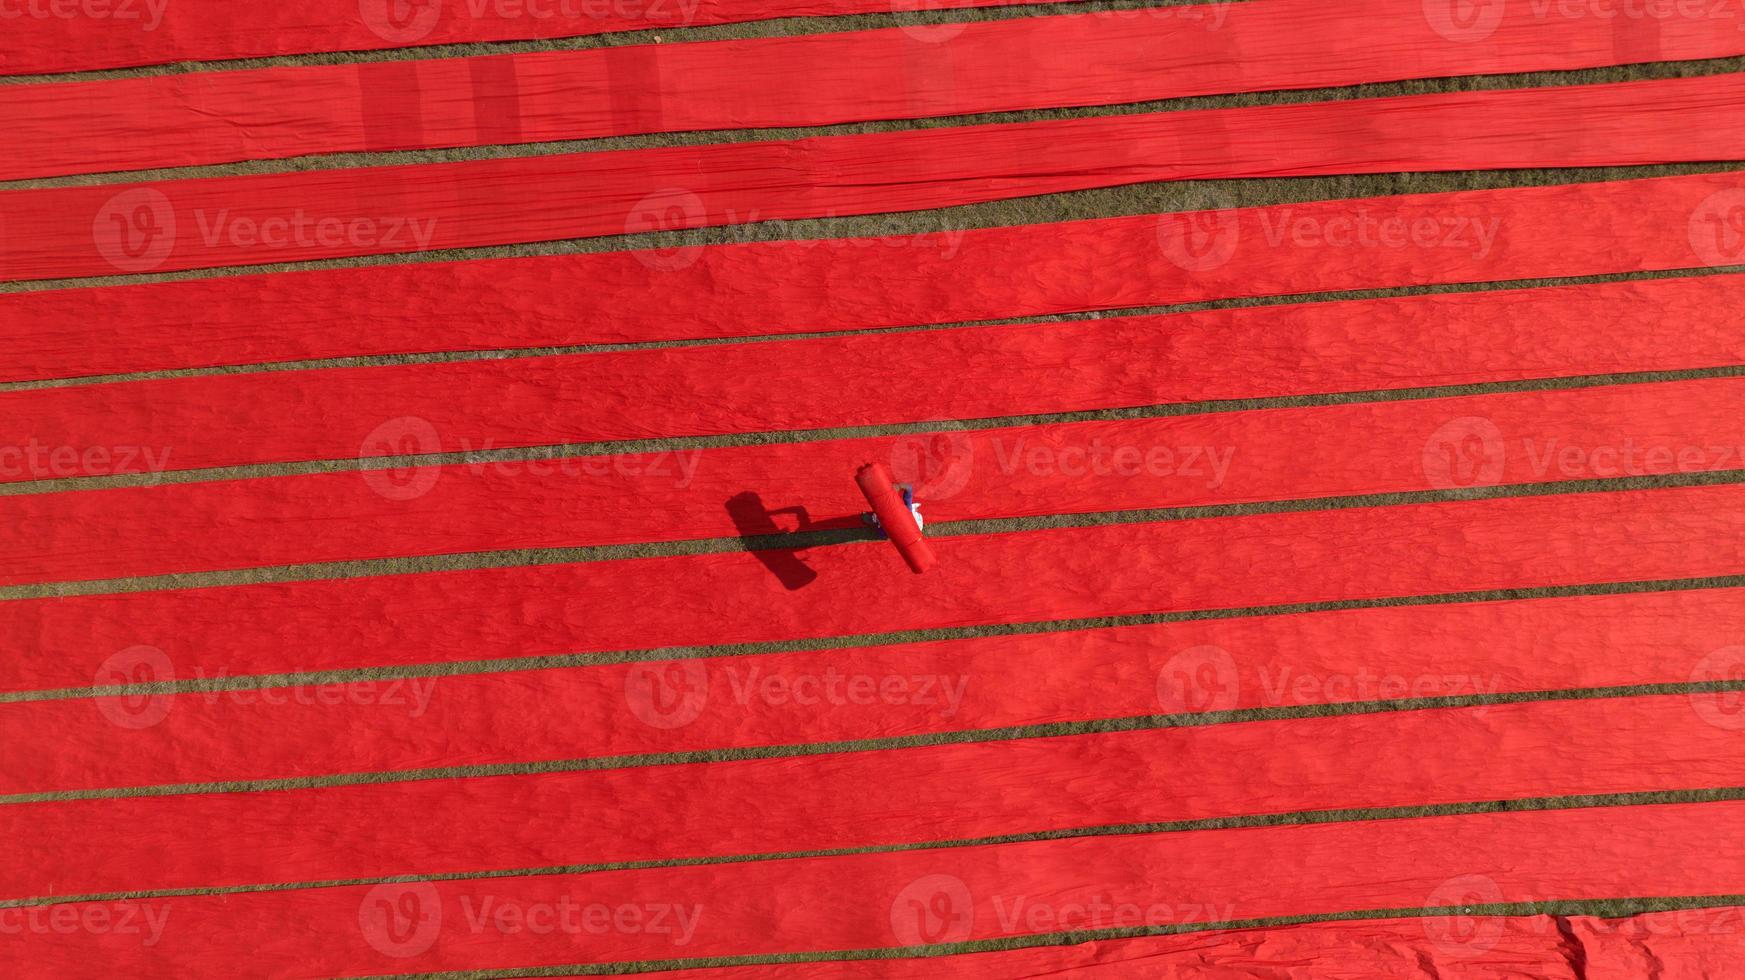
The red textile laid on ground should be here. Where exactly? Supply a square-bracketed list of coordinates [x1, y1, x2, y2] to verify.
[626, 908, 1745, 979]
[7, 0, 1742, 976]
[6, 72, 1745, 283]
[7, 799, 1744, 975]
[14, 587, 1744, 794]
[19, 483, 1745, 692]
[9, 0, 1741, 179]
[6, 694, 1738, 900]
[0, 0, 1074, 76]
[8, 374, 1745, 585]
[7, 170, 1740, 384]
[10, 276, 1745, 484]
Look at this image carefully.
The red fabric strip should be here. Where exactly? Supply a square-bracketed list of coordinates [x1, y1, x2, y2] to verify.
[10, 0, 1742, 180]
[6, 695, 1737, 901]
[0, 0, 1066, 77]
[6, 169, 1740, 384]
[15, 587, 1745, 795]
[6, 72, 1744, 283]
[11, 373, 1745, 585]
[627, 908, 1745, 979]
[7, 799, 1744, 975]
[12, 275, 1745, 484]
[17, 483, 1745, 694]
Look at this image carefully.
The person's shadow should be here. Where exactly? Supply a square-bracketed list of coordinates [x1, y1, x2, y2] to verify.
[726, 491, 872, 591]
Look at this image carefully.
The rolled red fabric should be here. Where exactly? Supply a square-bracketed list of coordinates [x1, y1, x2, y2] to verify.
[856, 462, 936, 575]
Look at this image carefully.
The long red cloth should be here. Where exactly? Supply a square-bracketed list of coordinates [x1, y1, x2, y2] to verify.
[9, 374, 1745, 585]
[7, 799, 1744, 975]
[17, 484, 1745, 693]
[0, 0, 1071, 76]
[10, 276, 1745, 483]
[9, 0, 1742, 179]
[7, 73, 1745, 283]
[8, 170, 1740, 383]
[624, 908, 1745, 979]
[12, 587, 1743, 794]
[6, 695, 1740, 901]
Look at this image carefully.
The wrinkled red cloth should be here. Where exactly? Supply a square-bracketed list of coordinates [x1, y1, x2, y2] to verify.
[11, 483, 1745, 692]
[6, 170, 1739, 384]
[6, 73, 1745, 283]
[7, 0, 1739, 179]
[11, 798, 1745, 975]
